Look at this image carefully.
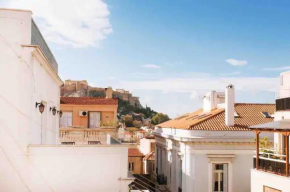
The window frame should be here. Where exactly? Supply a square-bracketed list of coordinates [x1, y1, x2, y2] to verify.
[208, 155, 234, 192]
[60, 111, 73, 128]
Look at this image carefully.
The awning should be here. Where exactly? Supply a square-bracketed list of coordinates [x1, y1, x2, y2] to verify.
[249, 119, 290, 131]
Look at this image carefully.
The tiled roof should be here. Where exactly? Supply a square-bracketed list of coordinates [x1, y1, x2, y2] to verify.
[158, 103, 275, 131]
[144, 151, 155, 160]
[60, 97, 118, 105]
[128, 148, 143, 157]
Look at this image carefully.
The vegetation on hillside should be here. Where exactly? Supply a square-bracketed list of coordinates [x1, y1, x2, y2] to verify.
[89, 89, 170, 125]
[151, 113, 170, 125]
[117, 98, 157, 119]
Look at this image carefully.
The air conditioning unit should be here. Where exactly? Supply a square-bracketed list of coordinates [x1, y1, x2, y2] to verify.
[79, 111, 88, 117]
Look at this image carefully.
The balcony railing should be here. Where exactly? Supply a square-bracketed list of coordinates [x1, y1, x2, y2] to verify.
[156, 174, 167, 185]
[59, 129, 120, 145]
[276, 97, 290, 111]
[254, 149, 289, 176]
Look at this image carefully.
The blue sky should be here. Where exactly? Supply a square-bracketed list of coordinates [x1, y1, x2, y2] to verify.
[3, 0, 290, 117]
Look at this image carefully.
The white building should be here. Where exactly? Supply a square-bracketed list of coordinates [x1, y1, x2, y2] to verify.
[153, 85, 275, 192]
[0, 8, 133, 192]
[250, 71, 290, 192]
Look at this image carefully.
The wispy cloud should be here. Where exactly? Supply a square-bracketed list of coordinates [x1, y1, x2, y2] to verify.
[226, 59, 248, 66]
[219, 71, 241, 76]
[262, 66, 290, 71]
[119, 73, 278, 94]
[2, 0, 112, 48]
[107, 76, 116, 80]
[142, 64, 162, 69]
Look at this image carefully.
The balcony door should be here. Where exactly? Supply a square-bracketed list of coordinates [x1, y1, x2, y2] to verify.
[89, 112, 101, 128]
[212, 163, 228, 192]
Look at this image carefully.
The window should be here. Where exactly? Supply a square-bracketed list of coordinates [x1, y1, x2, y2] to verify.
[128, 162, 134, 171]
[178, 159, 182, 192]
[261, 112, 272, 118]
[212, 164, 228, 192]
[234, 111, 239, 117]
[60, 112, 73, 128]
[89, 112, 101, 128]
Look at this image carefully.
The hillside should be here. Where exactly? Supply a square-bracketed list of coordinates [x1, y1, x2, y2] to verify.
[60, 80, 157, 119]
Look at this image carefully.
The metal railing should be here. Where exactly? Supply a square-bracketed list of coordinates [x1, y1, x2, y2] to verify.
[31, 19, 58, 73]
[254, 148, 289, 176]
[276, 96, 290, 111]
[156, 174, 167, 185]
[254, 157, 287, 175]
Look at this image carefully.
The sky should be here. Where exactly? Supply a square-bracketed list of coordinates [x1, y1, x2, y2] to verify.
[2, 0, 290, 117]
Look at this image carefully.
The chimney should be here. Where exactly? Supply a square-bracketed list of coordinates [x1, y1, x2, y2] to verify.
[105, 87, 113, 99]
[203, 91, 216, 112]
[225, 84, 235, 126]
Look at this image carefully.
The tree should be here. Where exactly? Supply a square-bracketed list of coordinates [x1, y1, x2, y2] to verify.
[123, 115, 133, 127]
[151, 113, 170, 125]
[132, 120, 142, 128]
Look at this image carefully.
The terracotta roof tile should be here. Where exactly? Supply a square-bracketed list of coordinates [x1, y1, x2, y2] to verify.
[128, 148, 143, 157]
[60, 97, 118, 105]
[144, 151, 155, 160]
[158, 103, 275, 131]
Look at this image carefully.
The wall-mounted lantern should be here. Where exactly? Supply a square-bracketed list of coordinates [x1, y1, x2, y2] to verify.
[35, 102, 45, 114]
[59, 111, 63, 117]
[50, 107, 57, 115]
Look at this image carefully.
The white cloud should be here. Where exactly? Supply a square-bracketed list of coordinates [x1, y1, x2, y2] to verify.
[190, 91, 199, 100]
[2, 0, 112, 48]
[262, 66, 290, 71]
[142, 64, 162, 69]
[226, 59, 248, 66]
[119, 74, 278, 94]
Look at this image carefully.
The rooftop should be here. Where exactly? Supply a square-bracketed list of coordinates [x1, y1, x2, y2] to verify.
[250, 119, 290, 132]
[60, 97, 118, 105]
[144, 151, 155, 160]
[128, 148, 143, 157]
[158, 103, 275, 131]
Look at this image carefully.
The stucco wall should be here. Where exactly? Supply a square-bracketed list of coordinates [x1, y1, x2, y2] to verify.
[28, 145, 133, 192]
[0, 9, 132, 192]
[155, 134, 258, 192]
[60, 104, 117, 128]
[0, 9, 63, 191]
[128, 156, 143, 174]
[251, 169, 290, 192]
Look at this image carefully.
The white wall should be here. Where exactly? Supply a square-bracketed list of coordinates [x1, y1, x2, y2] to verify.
[155, 135, 258, 192]
[0, 9, 63, 191]
[251, 169, 290, 192]
[28, 145, 133, 192]
[139, 138, 154, 155]
[279, 71, 290, 98]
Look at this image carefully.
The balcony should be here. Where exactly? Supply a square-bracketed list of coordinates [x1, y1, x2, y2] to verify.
[59, 128, 120, 145]
[253, 149, 288, 176]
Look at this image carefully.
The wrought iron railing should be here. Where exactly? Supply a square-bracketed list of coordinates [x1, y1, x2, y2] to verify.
[31, 19, 58, 73]
[276, 96, 290, 111]
[156, 174, 167, 185]
[254, 157, 288, 176]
